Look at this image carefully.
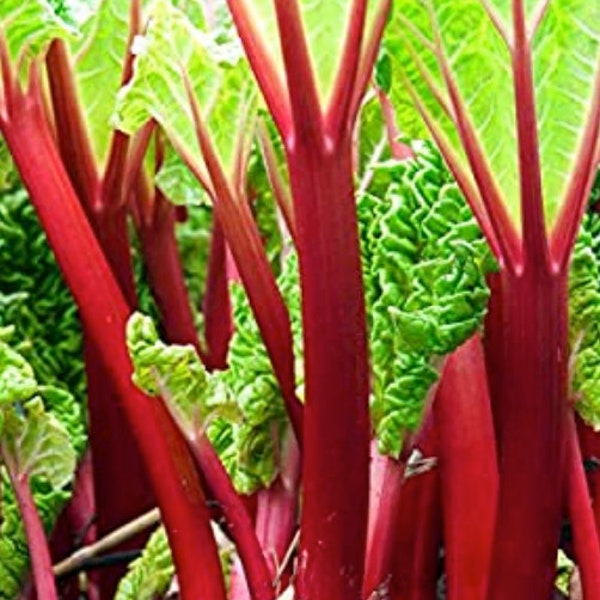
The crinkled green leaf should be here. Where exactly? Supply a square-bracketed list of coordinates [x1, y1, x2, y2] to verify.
[0, 190, 86, 406]
[0, 0, 76, 65]
[390, 0, 600, 230]
[363, 140, 494, 456]
[115, 526, 174, 600]
[112, 0, 254, 182]
[0, 341, 37, 406]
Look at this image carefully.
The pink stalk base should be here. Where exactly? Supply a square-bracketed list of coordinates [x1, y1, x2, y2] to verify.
[486, 270, 568, 599]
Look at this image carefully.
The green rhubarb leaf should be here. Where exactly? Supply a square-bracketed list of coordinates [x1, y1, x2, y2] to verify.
[363, 140, 494, 456]
[112, 0, 254, 183]
[72, 0, 132, 164]
[126, 312, 221, 434]
[390, 0, 600, 231]
[2, 396, 76, 489]
[0, 0, 76, 65]
[115, 526, 174, 600]
[155, 144, 209, 206]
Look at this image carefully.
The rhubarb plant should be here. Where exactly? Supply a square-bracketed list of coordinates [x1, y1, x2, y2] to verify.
[1, 0, 600, 599]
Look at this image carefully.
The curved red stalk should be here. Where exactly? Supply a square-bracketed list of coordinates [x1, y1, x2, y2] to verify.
[435, 334, 498, 600]
[188, 435, 274, 600]
[0, 88, 226, 600]
[566, 412, 600, 599]
[6, 471, 58, 600]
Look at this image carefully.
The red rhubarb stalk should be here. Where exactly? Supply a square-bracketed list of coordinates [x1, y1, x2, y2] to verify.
[0, 65, 226, 599]
[8, 471, 58, 600]
[566, 412, 600, 599]
[434, 334, 497, 600]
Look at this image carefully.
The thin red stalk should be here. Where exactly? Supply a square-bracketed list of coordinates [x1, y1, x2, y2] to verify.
[389, 421, 441, 600]
[99, 0, 141, 200]
[6, 469, 58, 600]
[375, 87, 414, 160]
[404, 82, 503, 261]
[434, 335, 497, 600]
[288, 135, 370, 600]
[486, 268, 568, 600]
[326, 0, 367, 139]
[576, 418, 600, 537]
[256, 120, 297, 244]
[426, 5, 522, 271]
[0, 90, 226, 600]
[122, 120, 156, 205]
[225, 1, 292, 137]
[273, 0, 323, 145]
[46, 40, 99, 212]
[136, 188, 203, 351]
[184, 79, 303, 439]
[230, 433, 300, 600]
[189, 435, 274, 600]
[202, 219, 233, 370]
[349, 0, 393, 126]
[566, 412, 600, 599]
[511, 0, 550, 269]
[550, 52, 600, 269]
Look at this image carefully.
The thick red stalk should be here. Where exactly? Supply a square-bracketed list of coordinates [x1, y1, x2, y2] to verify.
[486, 268, 568, 599]
[7, 471, 58, 599]
[566, 412, 600, 599]
[0, 90, 226, 600]
[362, 454, 405, 598]
[288, 135, 370, 600]
[46, 35, 152, 596]
[434, 335, 497, 600]
[389, 422, 441, 600]
[202, 219, 233, 370]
